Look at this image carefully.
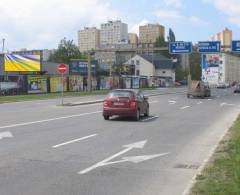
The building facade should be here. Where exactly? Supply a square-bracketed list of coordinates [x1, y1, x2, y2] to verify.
[100, 20, 128, 45]
[78, 27, 100, 53]
[211, 28, 232, 52]
[128, 33, 138, 44]
[139, 24, 165, 44]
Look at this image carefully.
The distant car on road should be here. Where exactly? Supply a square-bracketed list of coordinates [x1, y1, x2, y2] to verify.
[233, 84, 240, 93]
[103, 89, 149, 121]
[187, 81, 211, 98]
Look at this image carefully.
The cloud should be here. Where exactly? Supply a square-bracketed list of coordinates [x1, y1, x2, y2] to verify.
[189, 16, 208, 25]
[162, 0, 183, 7]
[202, 0, 240, 27]
[0, 0, 120, 50]
[153, 10, 183, 20]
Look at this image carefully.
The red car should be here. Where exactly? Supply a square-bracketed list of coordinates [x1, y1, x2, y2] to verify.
[103, 89, 149, 121]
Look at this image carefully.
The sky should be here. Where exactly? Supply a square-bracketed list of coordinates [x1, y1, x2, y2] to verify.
[0, 0, 239, 51]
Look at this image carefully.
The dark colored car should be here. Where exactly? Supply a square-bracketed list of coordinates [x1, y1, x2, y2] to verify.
[103, 89, 149, 121]
[234, 84, 240, 93]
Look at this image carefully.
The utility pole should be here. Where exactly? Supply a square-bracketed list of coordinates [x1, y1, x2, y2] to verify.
[2, 38, 5, 53]
[87, 52, 92, 92]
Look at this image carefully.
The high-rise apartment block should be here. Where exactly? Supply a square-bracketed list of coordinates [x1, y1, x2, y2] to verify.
[211, 28, 232, 51]
[78, 27, 100, 53]
[139, 24, 165, 44]
[128, 33, 138, 44]
[100, 20, 128, 45]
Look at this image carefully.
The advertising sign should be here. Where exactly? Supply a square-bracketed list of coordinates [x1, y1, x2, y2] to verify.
[4, 54, 41, 72]
[27, 76, 47, 94]
[169, 42, 192, 54]
[198, 41, 221, 53]
[69, 75, 83, 92]
[202, 54, 220, 85]
[70, 60, 97, 74]
[50, 77, 67, 93]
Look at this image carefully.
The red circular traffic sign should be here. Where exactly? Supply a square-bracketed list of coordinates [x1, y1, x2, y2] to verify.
[58, 63, 67, 74]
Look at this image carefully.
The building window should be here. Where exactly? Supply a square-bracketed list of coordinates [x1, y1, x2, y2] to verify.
[136, 60, 140, 65]
[162, 71, 166, 74]
[131, 60, 135, 65]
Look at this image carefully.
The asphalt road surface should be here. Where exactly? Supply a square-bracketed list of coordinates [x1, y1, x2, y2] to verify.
[0, 88, 239, 195]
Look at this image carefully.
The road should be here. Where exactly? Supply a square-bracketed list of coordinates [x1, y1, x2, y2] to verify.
[0, 88, 239, 195]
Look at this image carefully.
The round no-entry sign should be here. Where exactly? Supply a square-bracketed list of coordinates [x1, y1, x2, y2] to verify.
[58, 63, 67, 74]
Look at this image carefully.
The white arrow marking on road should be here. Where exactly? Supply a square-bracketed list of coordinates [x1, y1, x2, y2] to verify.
[168, 100, 176, 105]
[0, 131, 13, 140]
[52, 134, 97, 148]
[220, 103, 235, 107]
[79, 140, 148, 174]
[102, 153, 170, 166]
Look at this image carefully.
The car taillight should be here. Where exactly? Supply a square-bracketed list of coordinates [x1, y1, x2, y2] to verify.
[130, 100, 136, 108]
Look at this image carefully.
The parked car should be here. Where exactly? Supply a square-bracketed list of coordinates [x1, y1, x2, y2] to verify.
[233, 84, 240, 93]
[103, 89, 149, 121]
[187, 81, 211, 98]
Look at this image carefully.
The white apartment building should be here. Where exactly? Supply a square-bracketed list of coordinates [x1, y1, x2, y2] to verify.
[100, 20, 128, 45]
[78, 27, 100, 53]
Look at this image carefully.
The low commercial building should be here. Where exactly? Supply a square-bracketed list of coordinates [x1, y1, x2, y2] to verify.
[202, 53, 240, 85]
[123, 54, 175, 87]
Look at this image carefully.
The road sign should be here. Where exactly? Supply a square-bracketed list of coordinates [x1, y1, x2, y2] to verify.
[232, 40, 240, 52]
[198, 41, 221, 53]
[169, 42, 192, 54]
[57, 63, 67, 74]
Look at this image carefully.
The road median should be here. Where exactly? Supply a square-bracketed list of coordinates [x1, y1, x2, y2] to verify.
[190, 115, 240, 195]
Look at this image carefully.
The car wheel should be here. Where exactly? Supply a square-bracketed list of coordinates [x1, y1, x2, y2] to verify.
[187, 94, 190, 98]
[135, 109, 140, 121]
[104, 115, 109, 120]
[144, 106, 149, 117]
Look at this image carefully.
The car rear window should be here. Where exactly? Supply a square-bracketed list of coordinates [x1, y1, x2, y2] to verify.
[109, 91, 133, 98]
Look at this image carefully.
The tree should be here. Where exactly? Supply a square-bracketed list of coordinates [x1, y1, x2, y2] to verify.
[154, 36, 167, 47]
[167, 28, 176, 42]
[49, 38, 86, 64]
[189, 47, 202, 80]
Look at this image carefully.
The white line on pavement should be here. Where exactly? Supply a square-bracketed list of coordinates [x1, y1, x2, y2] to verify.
[149, 101, 159, 104]
[141, 116, 159, 122]
[197, 101, 203, 105]
[180, 106, 190, 110]
[207, 99, 212, 101]
[0, 111, 102, 130]
[0, 131, 13, 140]
[52, 134, 97, 148]
[168, 100, 176, 105]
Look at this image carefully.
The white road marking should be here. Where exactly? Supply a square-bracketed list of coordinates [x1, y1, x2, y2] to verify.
[220, 103, 236, 107]
[141, 116, 159, 122]
[0, 131, 13, 140]
[149, 100, 159, 104]
[0, 111, 102, 130]
[168, 100, 176, 105]
[197, 101, 203, 105]
[180, 106, 190, 110]
[207, 98, 212, 101]
[52, 134, 97, 148]
[79, 140, 147, 175]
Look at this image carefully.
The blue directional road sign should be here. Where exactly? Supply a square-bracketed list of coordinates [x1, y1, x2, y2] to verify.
[198, 41, 221, 53]
[169, 42, 192, 54]
[232, 41, 240, 52]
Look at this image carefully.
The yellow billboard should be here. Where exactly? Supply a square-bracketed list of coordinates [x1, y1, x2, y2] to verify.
[4, 54, 41, 72]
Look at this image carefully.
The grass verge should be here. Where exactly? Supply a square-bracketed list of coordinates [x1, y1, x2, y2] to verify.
[191, 115, 240, 195]
[0, 90, 109, 103]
